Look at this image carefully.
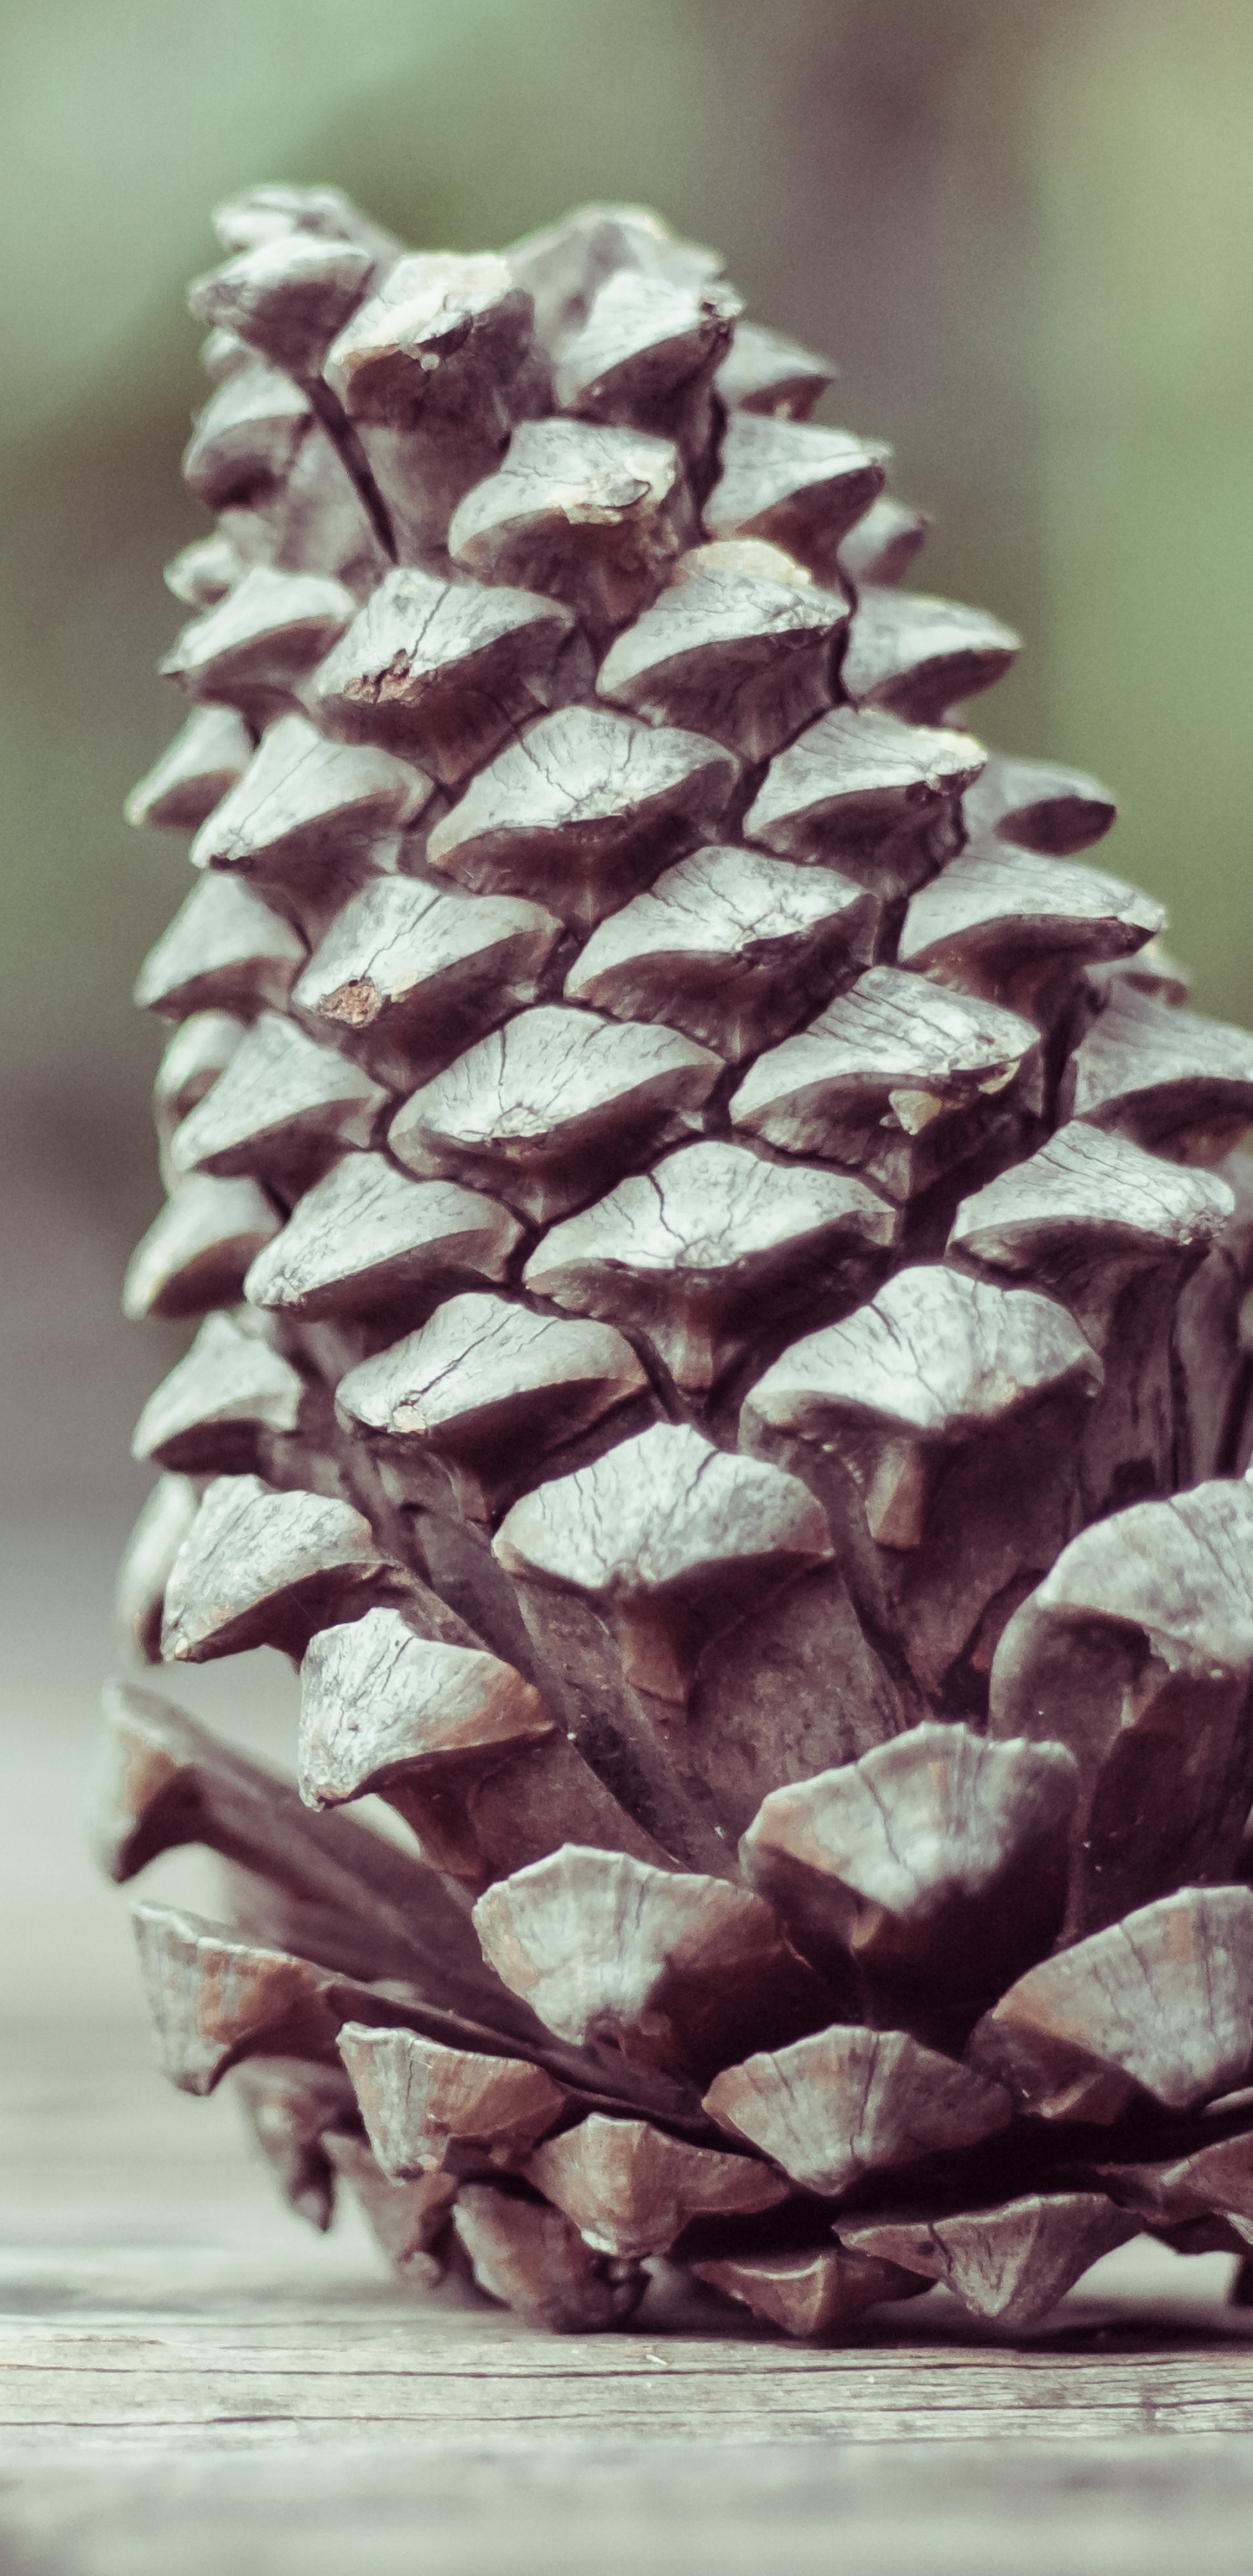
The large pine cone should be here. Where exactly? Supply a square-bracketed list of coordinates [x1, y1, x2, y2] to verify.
[106, 181, 1253, 2340]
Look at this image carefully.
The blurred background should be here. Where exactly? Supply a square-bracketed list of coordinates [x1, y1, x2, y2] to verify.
[1, 0, 1251, 2023]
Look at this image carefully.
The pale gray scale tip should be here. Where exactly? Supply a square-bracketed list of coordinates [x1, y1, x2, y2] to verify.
[133, 874, 306, 1022]
[243, 1150, 521, 1318]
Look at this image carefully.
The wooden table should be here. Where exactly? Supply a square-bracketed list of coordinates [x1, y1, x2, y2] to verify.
[4, 2022, 1253, 2575]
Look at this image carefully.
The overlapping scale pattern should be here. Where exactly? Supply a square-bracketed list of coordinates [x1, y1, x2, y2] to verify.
[108, 183, 1253, 2342]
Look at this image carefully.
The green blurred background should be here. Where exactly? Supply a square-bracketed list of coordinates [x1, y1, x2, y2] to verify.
[2, 0, 1252, 1518]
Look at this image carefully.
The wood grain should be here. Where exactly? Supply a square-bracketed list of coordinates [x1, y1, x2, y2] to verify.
[4, 2025, 1253, 2575]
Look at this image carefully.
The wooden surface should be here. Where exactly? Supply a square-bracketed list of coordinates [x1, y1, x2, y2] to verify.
[5, 2024, 1253, 2573]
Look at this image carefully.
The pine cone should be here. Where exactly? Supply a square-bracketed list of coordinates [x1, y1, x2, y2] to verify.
[106, 181, 1253, 2340]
